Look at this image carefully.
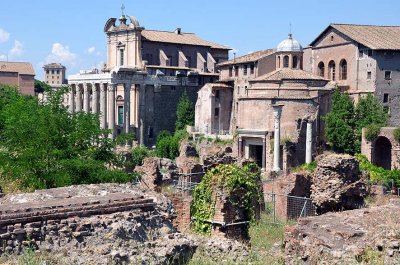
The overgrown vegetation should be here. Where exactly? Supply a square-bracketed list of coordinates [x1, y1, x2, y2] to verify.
[175, 90, 195, 131]
[394, 128, 400, 142]
[0, 85, 134, 192]
[356, 154, 400, 186]
[291, 161, 317, 173]
[324, 90, 387, 155]
[364, 123, 381, 142]
[191, 163, 262, 235]
[131, 145, 153, 168]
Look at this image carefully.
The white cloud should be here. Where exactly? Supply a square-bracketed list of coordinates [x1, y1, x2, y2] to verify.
[0, 28, 10, 43]
[9, 40, 23, 58]
[87, 46, 96, 54]
[46, 43, 77, 64]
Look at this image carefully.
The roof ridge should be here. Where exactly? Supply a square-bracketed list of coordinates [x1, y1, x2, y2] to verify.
[142, 29, 195, 34]
[0, 61, 33, 64]
[331, 23, 400, 28]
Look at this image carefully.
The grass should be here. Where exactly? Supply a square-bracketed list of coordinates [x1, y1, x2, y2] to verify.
[0, 248, 64, 265]
[188, 213, 285, 265]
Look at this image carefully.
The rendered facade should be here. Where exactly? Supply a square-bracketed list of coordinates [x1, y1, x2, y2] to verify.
[0, 61, 35, 96]
[67, 13, 229, 146]
[43, 63, 67, 87]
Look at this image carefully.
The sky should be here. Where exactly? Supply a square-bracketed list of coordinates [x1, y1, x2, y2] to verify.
[0, 0, 398, 80]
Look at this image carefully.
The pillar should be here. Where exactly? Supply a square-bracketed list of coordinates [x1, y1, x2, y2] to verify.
[139, 84, 146, 146]
[273, 104, 283, 172]
[99, 83, 107, 129]
[68, 85, 75, 113]
[306, 120, 313, 164]
[83, 83, 90, 113]
[108, 84, 116, 139]
[262, 137, 266, 170]
[92, 83, 98, 114]
[124, 82, 131, 148]
[238, 137, 243, 157]
[76, 85, 82, 112]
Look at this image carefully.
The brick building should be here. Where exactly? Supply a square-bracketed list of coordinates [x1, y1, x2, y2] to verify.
[68, 11, 229, 146]
[0, 61, 35, 96]
[43, 63, 67, 87]
[303, 24, 400, 125]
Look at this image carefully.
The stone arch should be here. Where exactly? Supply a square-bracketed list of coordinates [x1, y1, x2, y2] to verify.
[373, 136, 392, 170]
[283, 55, 289, 68]
[318, 62, 325, 77]
[328, 60, 336, 80]
[339, 59, 347, 80]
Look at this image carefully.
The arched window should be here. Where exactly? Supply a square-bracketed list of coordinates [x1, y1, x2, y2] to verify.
[277, 56, 281, 68]
[328, 60, 336, 81]
[283, 55, 289, 68]
[340, 59, 347, 80]
[318, 62, 325, 77]
[293, 56, 298, 69]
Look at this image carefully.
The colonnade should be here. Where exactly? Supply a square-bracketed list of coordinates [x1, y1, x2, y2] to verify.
[67, 82, 145, 146]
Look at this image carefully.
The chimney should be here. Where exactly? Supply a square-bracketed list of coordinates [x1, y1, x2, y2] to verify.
[175, 27, 182, 34]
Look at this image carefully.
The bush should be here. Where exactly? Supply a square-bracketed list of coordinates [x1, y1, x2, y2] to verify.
[393, 128, 400, 142]
[131, 146, 151, 167]
[364, 124, 381, 142]
[356, 154, 400, 186]
[155, 129, 188, 160]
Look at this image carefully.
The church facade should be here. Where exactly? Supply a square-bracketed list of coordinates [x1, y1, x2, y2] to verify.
[67, 13, 229, 146]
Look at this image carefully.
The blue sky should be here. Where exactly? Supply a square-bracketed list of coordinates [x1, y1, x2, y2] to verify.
[0, 0, 398, 80]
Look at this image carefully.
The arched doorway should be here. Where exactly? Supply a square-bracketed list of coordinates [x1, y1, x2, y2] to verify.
[374, 136, 392, 169]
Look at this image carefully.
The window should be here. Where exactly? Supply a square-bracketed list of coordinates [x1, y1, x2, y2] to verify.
[283, 55, 289, 68]
[229, 67, 233, 77]
[57, 76, 59, 79]
[339, 59, 347, 80]
[250, 64, 254, 75]
[46, 70, 49, 74]
[215, 90, 220, 99]
[385, 71, 392, 80]
[318, 62, 325, 77]
[148, 127, 154, 138]
[118, 106, 124, 125]
[243, 65, 248, 75]
[330, 35, 334, 42]
[51, 70, 54, 74]
[293, 56, 298, 68]
[368, 49, 373, 57]
[214, 108, 219, 116]
[383, 93, 389, 103]
[171, 86, 176, 91]
[120, 49, 124, 66]
[56, 70, 60, 74]
[234, 66, 239, 77]
[328, 60, 336, 81]
[367, 71, 372, 79]
[277, 56, 281, 68]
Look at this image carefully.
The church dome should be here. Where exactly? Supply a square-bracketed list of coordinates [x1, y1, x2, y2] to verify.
[277, 34, 303, 52]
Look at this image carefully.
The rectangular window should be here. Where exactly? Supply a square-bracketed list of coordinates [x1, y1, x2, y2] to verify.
[383, 93, 389, 103]
[46, 70, 49, 74]
[118, 106, 124, 125]
[56, 70, 60, 74]
[367, 71, 372, 79]
[120, 49, 124, 66]
[385, 71, 392, 80]
[243, 65, 248, 75]
[51, 70, 54, 74]
[250, 64, 254, 75]
[234, 66, 239, 77]
[214, 108, 219, 117]
[229, 67, 233, 77]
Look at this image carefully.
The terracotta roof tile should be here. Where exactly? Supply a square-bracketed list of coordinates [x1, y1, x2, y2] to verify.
[312, 24, 400, 50]
[0, 61, 35, 75]
[141, 30, 230, 50]
[218, 49, 276, 66]
[252, 68, 327, 82]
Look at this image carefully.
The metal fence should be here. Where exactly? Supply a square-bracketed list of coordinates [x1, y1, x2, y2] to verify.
[263, 192, 317, 223]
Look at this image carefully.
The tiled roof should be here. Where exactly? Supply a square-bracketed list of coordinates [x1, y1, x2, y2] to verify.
[253, 68, 327, 82]
[218, 49, 275, 66]
[141, 30, 230, 50]
[311, 24, 400, 50]
[0, 61, 35, 75]
[207, 82, 232, 88]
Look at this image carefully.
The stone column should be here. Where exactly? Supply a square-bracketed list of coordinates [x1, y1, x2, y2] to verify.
[124, 82, 132, 148]
[139, 84, 146, 146]
[83, 83, 90, 113]
[238, 137, 243, 157]
[76, 85, 82, 112]
[306, 120, 313, 164]
[108, 84, 117, 139]
[92, 83, 98, 114]
[68, 85, 75, 113]
[262, 137, 267, 170]
[273, 104, 283, 172]
[99, 83, 107, 129]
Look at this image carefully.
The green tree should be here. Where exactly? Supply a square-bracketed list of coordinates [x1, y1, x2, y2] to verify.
[354, 93, 388, 152]
[324, 89, 356, 154]
[175, 90, 194, 131]
[0, 85, 132, 191]
[34, 79, 51, 94]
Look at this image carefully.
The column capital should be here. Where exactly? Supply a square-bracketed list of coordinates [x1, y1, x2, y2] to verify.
[107, 83, 117, 92]
[272, 104, 284, 120]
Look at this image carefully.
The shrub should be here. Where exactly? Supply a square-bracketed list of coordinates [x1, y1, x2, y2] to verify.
[393, 128, 400, 142]
[155, 129, 188, 160]
[364, 124, 381, 142]
[131, 146, 150, 167]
